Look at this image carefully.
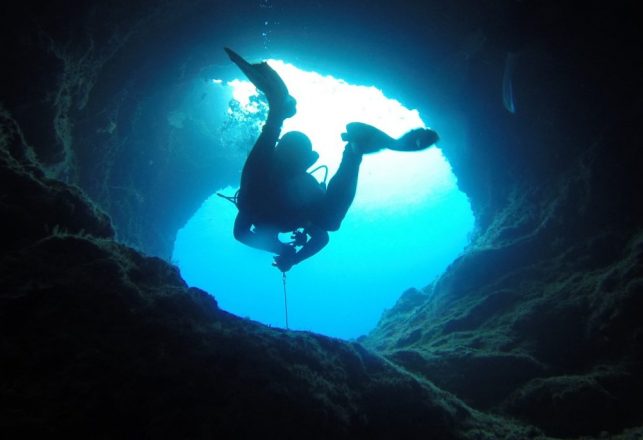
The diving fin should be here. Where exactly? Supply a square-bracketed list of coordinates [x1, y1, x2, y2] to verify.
[391, 127, 439, 151]
[341, 122, 395, 153]
[224, 47, 296, 118]
[341, 122, 438, 153]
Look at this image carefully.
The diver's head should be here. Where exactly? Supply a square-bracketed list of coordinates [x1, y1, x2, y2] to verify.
[274, 131, 318, 173]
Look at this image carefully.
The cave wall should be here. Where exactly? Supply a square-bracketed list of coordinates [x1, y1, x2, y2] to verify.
[361, 2, 643, 438]
[2, 0, 643, 438]
[1, 0, 266, 258]
[1, 118, 534, 438]
[1, 0, 542, 259]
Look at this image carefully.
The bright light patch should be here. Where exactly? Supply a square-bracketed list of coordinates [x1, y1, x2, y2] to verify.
[226, 79, 259, 108]
[173, 61, 474, 339]
[227, 60, 455, 208]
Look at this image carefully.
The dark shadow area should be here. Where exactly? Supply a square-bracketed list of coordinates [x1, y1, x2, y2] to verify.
[1, 0, 642, 438]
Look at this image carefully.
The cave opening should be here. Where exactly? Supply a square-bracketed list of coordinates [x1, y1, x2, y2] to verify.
[171, 60, 474, 339]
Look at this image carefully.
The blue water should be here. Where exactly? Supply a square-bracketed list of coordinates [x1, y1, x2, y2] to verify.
[172, 62, 474, 339]
[173, 162, 473, 340]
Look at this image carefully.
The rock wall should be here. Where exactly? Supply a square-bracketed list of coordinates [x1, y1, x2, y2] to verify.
[1, 136, 534, 438]
[2, 0, 642, 438]
[1, 0, 255, 258]
[362, 2, 643, 438]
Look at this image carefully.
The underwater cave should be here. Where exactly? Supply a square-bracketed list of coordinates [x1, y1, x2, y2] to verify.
[1, 1, 642, 439]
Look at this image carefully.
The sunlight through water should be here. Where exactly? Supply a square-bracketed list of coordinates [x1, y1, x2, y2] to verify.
[173, 60, 474, 339]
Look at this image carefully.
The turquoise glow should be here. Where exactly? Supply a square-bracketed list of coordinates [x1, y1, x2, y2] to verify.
[173, 61, 474, 339]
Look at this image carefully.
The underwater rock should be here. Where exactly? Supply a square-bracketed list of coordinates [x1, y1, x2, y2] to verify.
[363, 167, 643, 435]
[0, 137, 535, 438]
[0, 126, 114, 254]
[364, 133, 643, 437]
[2, 0, 642, 438]
[504, 367, 642, 438]
[388, 349, 546, 409]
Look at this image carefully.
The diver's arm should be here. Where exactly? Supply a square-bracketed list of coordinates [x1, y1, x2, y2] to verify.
[233, 211, 289, 254]
[293, 225, 329, 264]
[272, 225, 328, 272]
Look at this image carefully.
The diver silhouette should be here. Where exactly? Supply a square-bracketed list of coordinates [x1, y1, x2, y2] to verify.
[226, 48, 439, 272]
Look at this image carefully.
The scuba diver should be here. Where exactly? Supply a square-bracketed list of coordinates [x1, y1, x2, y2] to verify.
[226, 48, 439, 273]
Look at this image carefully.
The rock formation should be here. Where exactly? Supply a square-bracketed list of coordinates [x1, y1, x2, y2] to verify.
[1, 1, 641, 438]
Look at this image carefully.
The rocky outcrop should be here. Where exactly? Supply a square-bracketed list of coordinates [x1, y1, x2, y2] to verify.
[0, 144, 534, 438]
[1, 0, 251, 258]
[362, 3, 643, 438]
[0, 110, 114, 252]
[365, 222, 643, 437]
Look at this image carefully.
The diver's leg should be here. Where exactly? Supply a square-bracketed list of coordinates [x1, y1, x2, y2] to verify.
[225, 48, 296, 119]
[233, 48, 296, 190]
[319, 145, 362, 231]
[234, 211, 290, 255]
[239, 116, 282, 190]
[238, 95, 297, 211]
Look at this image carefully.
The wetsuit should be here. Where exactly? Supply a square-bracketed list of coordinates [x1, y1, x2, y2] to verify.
[234, 110, 363, 270]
